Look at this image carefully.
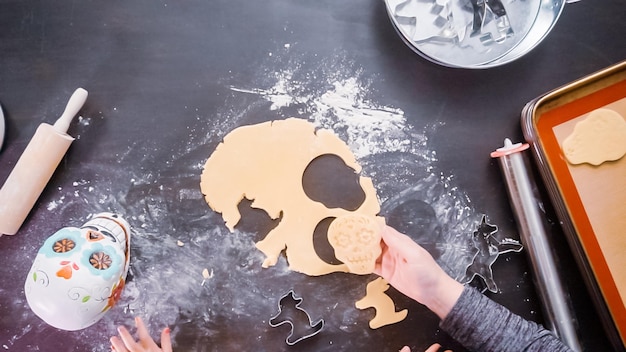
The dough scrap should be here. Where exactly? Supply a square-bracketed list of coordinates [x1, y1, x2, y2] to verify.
[328, 214, 385, 275]
[355, 277, 408, 329]
[562, 108, 626, 166]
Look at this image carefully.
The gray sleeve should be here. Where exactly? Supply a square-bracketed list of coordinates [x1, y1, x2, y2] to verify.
[439, 286, 573, 352]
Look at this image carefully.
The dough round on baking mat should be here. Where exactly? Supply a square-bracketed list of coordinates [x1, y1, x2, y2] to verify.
[562, 108, 626, 166]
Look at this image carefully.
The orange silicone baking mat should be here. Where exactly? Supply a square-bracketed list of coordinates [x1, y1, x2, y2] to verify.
[534, 75, 626, 344]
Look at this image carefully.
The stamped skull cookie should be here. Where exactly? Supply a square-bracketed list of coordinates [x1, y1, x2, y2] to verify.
[327, 214, 384, 275]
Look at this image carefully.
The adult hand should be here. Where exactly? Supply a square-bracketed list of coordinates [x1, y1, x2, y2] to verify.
[374, 226, 463, 320]
[110, 316, 172, 352]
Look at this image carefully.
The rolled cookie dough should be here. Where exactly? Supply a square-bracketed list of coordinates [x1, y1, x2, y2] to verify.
[200, 118, 381, 276]
[200, 118, 408, 328]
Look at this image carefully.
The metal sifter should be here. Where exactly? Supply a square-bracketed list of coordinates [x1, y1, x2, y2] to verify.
[384, 0, 565, 68]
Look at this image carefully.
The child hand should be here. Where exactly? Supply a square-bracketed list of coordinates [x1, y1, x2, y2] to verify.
[110, 316, 172, 352]
[400, 343, 453, 352]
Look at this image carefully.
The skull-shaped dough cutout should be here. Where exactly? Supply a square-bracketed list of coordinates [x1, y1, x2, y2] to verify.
[327, 214, 384, 275]
[24, 212, 131, 331]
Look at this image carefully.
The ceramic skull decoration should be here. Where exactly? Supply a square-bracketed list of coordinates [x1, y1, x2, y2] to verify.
[24, 212, 131, 331]
[327, 214, 384, 275]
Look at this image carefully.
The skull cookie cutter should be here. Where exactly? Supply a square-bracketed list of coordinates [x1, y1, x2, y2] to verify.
[269, 290, 324, 345]
[24, 212, 131, 331]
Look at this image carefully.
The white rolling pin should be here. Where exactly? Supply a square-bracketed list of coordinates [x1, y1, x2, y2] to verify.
[0, 88, 88, 236]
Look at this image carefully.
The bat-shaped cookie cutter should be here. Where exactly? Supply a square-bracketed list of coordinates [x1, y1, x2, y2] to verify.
[269, 290, 324, 345]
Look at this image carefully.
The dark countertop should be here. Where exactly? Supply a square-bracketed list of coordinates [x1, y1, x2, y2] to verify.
[0, 1, 624, 351]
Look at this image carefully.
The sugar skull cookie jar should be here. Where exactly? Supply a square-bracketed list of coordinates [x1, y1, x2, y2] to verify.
[24, 212, 131, 331]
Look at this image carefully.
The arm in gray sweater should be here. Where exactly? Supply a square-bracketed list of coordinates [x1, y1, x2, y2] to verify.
[440, 286, 572, 352]
[375, 226, 571, 352]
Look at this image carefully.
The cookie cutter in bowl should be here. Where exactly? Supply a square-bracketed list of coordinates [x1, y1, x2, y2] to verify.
[269, 290, 324, 345]
[385, 0, 565, 68]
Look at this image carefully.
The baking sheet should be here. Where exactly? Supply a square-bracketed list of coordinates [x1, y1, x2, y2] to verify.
[551, 98, 626, 308]
[525, 64, 626, 347]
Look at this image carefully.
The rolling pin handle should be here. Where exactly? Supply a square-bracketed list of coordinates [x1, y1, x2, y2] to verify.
[53, 88, 88, 134]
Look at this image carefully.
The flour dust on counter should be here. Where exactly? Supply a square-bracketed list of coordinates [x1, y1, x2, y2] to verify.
[4, 49, 522, 352]
[9, 153, 296, 351]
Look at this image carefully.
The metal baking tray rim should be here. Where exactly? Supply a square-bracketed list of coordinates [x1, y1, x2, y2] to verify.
[521, 60, 626, 350]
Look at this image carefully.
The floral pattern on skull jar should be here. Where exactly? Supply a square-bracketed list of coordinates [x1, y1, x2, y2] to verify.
[81, 242, 123, 281]
[103, 278, 126, 312]
[40, 228, 86, 258]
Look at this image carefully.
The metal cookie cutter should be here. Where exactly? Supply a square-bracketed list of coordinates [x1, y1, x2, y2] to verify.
[462, 215, 523, 293]
[269, 290, 324, 345]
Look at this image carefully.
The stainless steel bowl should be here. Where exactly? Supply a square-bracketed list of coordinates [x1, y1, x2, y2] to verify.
[385, 0, 565, 68]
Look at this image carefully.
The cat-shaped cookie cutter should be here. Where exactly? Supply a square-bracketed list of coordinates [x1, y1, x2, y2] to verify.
[269, 290, 324, 345]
